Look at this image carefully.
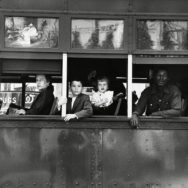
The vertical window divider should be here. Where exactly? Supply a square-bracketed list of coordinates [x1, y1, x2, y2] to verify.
[61, 53, 67, 117]
[127, 54, 133, 118]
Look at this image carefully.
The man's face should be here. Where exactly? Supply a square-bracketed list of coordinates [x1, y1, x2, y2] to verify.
[36, 75, 49, 90]
[71, 81, 82, 96]
[98, 80, 108, 93]
[155, 70, 169, 87]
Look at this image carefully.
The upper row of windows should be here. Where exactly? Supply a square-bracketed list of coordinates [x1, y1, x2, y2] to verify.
[3, 16, 188, 51]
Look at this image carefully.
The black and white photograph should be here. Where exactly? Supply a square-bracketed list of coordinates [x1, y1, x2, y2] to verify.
[0, 0, 188, 188]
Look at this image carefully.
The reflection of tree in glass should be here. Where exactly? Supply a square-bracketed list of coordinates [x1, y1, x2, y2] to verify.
[87, 31, 99, 49]
[48, 20, 59, 48]
[72, 31, 83, 48]
[37, 19, 59, 48]
[137, 21, 153, 49]
[49, 30, 58, 48]
[87, 21, 99, 49]
[101, 31, 114, 49]
[160, 22, 175, 50]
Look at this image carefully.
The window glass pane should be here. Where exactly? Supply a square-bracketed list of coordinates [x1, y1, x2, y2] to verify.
[68, 58, 127, 116]
[71, 19, 124, 50]
[0, 83, 22, 114]
[5, 17, 59, 48]
[137, 20, 188, 51]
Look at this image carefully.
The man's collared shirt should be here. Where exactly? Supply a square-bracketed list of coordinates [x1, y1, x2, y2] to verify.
[134, 84, 182, 116]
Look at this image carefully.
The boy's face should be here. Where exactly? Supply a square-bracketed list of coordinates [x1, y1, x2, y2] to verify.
[36, 75, 49, 90]
[71, 81, 82, 96]
[98, 80, 108, 93]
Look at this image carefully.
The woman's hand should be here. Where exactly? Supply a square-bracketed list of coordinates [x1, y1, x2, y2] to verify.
[16, 109, 26, 115]
[64, 114, 78, 122]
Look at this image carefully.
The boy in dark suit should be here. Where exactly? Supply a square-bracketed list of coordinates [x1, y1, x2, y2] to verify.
[58, 79, 93, 121]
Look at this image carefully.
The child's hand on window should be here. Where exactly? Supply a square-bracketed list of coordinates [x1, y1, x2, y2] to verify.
[94, 98, 108, 107]
[58, 97, 67, 106]
[64, 114, 78, 121]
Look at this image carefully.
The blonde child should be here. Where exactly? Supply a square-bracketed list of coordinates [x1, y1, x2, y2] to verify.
[90, 76, 114, 114]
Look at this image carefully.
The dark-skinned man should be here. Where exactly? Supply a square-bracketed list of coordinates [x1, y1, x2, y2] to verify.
[130, 67, 182, 127]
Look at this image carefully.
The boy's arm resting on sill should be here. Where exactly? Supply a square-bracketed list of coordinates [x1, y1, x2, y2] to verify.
[75, 95, 93, 119]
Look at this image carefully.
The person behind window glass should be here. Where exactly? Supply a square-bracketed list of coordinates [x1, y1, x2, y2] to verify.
[16, 74, 54, 115]
[130, 67, 182, 128]
[58, 79, 93, 121]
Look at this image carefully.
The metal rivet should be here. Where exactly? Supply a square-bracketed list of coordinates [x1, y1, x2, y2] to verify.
[114, 182, 117, 186]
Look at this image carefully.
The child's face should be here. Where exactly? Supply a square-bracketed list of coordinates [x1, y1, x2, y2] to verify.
[98, 80, 108, 93]
[71, 81, 82, 97]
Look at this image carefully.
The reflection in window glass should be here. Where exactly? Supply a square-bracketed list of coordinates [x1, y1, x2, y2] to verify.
[0, 83, 22, 114]
[5, 17, 59, 48]
[25, 83, 39, 109]
[137, 20, 188, 51]
[71, 19, 124, 49]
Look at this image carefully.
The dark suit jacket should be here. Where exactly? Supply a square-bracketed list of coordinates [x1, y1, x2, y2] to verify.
[67, 93, 93, 119]
[26, 85, 54, 115]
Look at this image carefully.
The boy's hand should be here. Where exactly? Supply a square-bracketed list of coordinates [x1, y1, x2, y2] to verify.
[64, 114, 78, 121]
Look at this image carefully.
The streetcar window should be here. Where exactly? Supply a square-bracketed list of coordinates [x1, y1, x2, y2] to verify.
[68, 58, 127, 116]
[133, 64, 186, 117]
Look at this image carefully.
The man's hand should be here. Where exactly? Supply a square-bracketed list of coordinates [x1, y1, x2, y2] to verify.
[130, 113, 139, 128]
[64, 114, 78, 122]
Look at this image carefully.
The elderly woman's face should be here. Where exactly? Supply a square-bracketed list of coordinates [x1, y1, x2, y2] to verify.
[36, 75, 49, 90]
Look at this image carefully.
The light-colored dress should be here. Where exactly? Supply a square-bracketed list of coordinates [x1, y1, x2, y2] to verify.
[90, 91, 114, 107]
